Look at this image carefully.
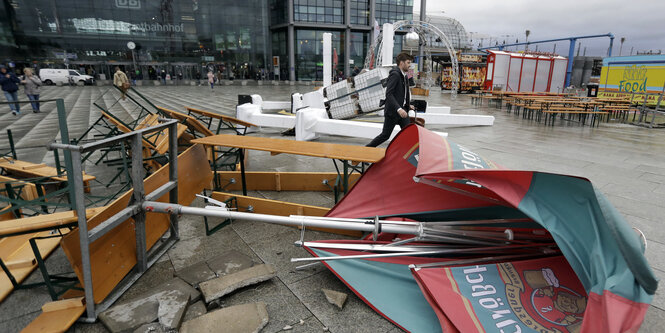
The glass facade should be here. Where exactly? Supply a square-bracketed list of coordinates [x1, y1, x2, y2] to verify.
[295, 29, 344, 81]
[1, 0, 417, 81]
[1, 0, 269, 80]
[271, 29, 289, 79]
[350, 0, 369, 26]
[375, 0, 413, 25]
[269, 0, 288, 26]
[294, 0, 343, 24]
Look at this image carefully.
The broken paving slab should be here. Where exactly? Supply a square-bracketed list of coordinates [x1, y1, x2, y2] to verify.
[151, 276, 201, 304]
[133, 322, 169, 333]
[158, 291, 190, 330]
[199, 264, 276, 303]
[183, 300, 207, 322]
[99, 292, 161, 332]
[176, 261, 217, 286]
[322, 289, 348, 309]
[180, 302, 269, 333]
[99, 277, 200, 332]
[206, 249, 255, 276]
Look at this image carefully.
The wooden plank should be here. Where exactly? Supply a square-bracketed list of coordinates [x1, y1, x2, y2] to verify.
[215, 171, 361, 192]
[0, 207, 106, 237]
[156, 106, 215, 137]
[211, 192, 361, 237]
[185, 107, 258, 128]
[20, 164, 47, 170]
[192, 134, 385, 163]
[0, 175, 41, 201]
[60, 144, 212, 304]
[41, 297, 84, 312]
[0, 160, 95, 183]
[21, 298, 85, 333]
[153, 123, 188, 154]
[4, 258, 36, 269]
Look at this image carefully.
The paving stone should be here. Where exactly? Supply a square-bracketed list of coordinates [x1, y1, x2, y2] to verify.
[182, 300, 207, 322]
[99, 277, 199, 332]
[133, 322, 168, 333]
[175, 261, 217, 286]
[199, 264, 277, 303]
[99, 295, 160, 332]
[148, 277, 201, 304]
[180, 302, 269, 333]
[158, 290, 190, 330]
[322, 289, 348, 309]
[206, 249, 255, 276]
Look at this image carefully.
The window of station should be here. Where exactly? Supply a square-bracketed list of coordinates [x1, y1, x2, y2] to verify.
[293, 0, 343, 24]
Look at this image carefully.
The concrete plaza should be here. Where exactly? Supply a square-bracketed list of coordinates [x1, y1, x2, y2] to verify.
[1, 83, 664, 332]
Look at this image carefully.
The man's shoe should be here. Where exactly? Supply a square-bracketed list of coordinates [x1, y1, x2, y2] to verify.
[11, 111, 19, 116]
[33, 110, 40, 113]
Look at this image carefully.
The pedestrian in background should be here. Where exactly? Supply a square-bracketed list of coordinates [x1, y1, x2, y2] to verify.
[207, 71, 215, 90]
[21, 68, 42, 113]
[113, 67, 130, 100]
[0, 65, 21, 115]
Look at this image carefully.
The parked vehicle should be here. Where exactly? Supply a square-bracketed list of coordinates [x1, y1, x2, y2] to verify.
[38, 69, 95, 85]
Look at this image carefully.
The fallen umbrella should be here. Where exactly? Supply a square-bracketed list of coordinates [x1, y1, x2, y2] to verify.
[143, 124, 657, 333]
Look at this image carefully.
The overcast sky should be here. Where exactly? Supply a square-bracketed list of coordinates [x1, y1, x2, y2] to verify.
[414, 0, 665, 57]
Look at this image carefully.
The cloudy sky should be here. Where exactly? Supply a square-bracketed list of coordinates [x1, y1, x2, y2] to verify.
[414, 0, 665, 57]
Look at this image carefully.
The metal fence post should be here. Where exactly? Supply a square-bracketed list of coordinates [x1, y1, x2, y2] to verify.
[168, 122, 179, 239]
[7, 129, 17, 159]
[131, 133, 147, 272]
[55, 98, 76, 210]
[70, 149, 96, 319]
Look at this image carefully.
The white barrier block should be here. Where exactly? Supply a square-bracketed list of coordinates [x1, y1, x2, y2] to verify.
[295, 108, 447, 141]
[425, 106, 451, 114]
[236, 103, 296, 133]
[262, 101, 292, 110]
[420, 113, 495, 127]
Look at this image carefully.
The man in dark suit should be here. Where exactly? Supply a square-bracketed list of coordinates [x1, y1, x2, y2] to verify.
[366, 53, 415, 147]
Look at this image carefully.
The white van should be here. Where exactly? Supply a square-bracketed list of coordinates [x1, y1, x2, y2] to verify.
[38, 69, 95, 85]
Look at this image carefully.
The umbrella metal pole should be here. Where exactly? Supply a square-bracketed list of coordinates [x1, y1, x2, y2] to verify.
[142, 201, 423, 236]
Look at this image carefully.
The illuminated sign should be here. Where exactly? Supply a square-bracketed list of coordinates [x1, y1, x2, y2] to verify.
[67, 18, 184, 35]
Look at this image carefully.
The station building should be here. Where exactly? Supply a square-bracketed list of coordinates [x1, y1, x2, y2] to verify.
[1, 1, 473, 82]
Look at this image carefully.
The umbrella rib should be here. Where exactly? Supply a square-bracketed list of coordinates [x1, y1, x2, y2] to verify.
[409, 251, 560, 270]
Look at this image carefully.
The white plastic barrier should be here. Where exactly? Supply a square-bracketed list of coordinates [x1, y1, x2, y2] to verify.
[418, 112, 495, 127]
[295, 108, 448, 142]
[236, 103, 295, 133]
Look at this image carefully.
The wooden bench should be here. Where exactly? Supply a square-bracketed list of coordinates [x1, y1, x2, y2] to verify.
[185, 106, 257, 134]
[156, 106, 214, 138]
[192, 134, 384, 200]
[1, 175, 47, 219]
[21, 297, 85, 333]
[0, 207, 105, 303]
[542, 108, 608, 126]
[100, 110, 187, 155]
[0, 159, 95, 193]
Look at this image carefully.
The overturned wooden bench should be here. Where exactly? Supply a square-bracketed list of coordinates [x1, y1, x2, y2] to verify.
[0, 158, 95, 193]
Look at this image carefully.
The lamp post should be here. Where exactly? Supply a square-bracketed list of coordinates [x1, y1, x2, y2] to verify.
[127, 41, 137, 72]
[619, 37, 626, 56]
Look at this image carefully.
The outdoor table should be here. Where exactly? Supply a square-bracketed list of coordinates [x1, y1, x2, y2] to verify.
[192, 134, 385, 202]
